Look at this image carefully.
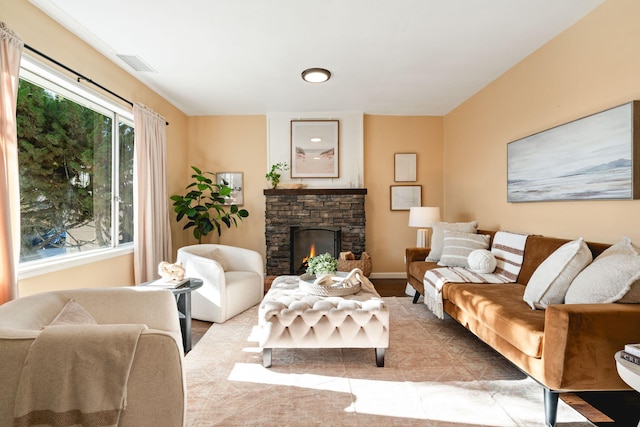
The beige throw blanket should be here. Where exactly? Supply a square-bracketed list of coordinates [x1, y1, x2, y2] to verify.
[14, 324, 147, 427]
[424, 231, 529, 319]
[424, 268, 511, 319]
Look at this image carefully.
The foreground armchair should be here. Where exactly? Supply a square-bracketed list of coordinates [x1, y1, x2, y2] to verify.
[0, 287, 186, 427]
[177, 244, 264, 323]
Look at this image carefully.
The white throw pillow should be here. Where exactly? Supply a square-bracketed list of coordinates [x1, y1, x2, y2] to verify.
[468, 249, 497, 274]
[438, 231, 490, 268]
[426, 221, 478, 262]
[523, 238, 592, 309]
[565, 238, 640, 304]
[49, 299, 97, 326]
[205, 248, 230, 271]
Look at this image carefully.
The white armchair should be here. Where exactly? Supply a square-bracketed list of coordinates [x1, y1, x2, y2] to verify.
[176, 244, 264, 323]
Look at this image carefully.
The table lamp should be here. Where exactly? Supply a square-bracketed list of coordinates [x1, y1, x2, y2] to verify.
[408, 207, 441, 247]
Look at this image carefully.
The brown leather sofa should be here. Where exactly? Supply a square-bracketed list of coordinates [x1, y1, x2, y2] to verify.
[406, 230, 640, 427]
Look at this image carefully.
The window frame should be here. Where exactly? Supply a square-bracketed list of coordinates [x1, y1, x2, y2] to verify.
[17, 55, 135, 279]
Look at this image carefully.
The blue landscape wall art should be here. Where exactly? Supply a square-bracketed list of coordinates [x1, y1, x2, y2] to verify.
[507, 101, 639, 202]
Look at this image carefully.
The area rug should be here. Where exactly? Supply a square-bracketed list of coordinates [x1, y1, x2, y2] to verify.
[184, 297, 591, 426]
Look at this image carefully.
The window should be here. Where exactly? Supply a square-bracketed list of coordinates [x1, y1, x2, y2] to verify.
[17, 56, 134, 272]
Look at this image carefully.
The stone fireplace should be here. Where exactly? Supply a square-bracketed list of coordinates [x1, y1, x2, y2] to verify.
[264, 188, 366, 276]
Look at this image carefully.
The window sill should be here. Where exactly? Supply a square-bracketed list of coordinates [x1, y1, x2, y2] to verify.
[18, 245, 134, 279]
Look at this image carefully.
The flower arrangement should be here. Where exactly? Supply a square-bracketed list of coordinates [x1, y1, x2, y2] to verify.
[265, 162, 289, 189]
[306, 252, 338, 276]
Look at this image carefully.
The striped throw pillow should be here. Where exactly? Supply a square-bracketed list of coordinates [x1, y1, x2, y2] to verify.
[437, 231, 491, 268]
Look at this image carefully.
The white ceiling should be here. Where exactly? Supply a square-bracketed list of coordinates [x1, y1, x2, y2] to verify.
[30, 0, 604, 116]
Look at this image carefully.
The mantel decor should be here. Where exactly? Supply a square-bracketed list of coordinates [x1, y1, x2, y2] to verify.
[290, 119, 339, 178]
[507, 101, 640, 202]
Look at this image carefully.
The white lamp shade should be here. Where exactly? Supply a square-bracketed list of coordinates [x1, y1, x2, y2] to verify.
[408, 207, 441, 228]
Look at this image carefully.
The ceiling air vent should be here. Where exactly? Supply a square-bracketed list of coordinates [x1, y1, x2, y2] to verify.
[117, 54, 156, 73]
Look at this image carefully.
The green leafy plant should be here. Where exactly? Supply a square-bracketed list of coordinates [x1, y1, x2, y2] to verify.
[306, 252, 338, 276]
[170, 166, 249, 243]
[265, 162, 289, 189]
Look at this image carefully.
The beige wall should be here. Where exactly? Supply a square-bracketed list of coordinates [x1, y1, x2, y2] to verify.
[10, 0, 637, 296]
[182, 116, 267, 256]
[364, 115, 444, 275]
[3, 0, 189, 296]
[444, 0, 640, 244]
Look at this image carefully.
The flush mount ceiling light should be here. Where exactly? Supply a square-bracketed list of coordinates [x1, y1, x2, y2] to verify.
[309, 137, 322, 143]
[301, 68, 331, 83]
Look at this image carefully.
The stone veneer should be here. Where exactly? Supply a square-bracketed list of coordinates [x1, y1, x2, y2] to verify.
[264, 188, 367, 276]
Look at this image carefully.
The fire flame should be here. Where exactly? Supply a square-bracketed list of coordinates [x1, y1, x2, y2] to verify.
[302, 243, 316, 266]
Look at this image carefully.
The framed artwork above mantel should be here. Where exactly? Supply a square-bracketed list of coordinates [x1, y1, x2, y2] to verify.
[290, 119, 339, 178]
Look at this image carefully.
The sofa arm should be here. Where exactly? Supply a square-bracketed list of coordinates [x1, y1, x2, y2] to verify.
[542, 303, 640, 391]
[406, 247, 431, 263]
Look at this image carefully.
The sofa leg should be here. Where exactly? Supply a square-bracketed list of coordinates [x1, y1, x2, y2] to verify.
[263, 348, 272, 368]
[543, 388, 559, 427]
[412, 291, 421, 304]
[375, 348, 385, 367]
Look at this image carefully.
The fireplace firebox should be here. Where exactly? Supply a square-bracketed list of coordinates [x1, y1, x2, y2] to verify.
[290, 226, 341, 275]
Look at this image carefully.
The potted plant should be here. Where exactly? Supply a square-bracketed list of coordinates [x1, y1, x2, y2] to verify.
[306, 252, 338, 277]
[170, 166, 249, 243]
[265, 162, 289, 189]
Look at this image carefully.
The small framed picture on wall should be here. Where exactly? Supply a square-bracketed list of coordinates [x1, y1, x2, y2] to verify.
[394, 153, 417, 182]
[390, 185, 422, 210]
[216, 172, 244, 206]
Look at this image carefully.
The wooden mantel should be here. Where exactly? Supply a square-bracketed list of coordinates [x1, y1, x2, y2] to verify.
[263, 188, 367, 196]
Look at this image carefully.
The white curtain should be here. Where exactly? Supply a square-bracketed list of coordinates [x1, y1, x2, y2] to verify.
[133, 102, 172, 284]
[0, 22, 23, 304]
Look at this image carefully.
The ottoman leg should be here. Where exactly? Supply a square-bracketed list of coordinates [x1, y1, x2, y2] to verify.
[375, 348, 386, 367]
[263, 348, 272, 368]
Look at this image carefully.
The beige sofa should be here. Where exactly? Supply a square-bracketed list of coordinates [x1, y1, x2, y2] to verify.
[406, 230, 640, 427]
[0, 287, 186, 427]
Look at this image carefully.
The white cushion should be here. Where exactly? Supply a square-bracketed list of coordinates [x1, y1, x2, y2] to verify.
[437, 231, 490, 268]
[468, 249, 497, 274]
[49, 299, 97, 326]
[523, 238, 592, 309]
[565, 238, 640, 304]
[204, 248, 230, 271]
[426, 221, 478, 262]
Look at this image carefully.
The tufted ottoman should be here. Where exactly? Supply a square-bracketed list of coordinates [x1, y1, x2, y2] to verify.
[257, 275, 389, 368]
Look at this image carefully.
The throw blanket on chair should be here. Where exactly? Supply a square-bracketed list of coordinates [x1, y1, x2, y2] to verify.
[14, 324, 147, 427]
[424, 231, 528, 319]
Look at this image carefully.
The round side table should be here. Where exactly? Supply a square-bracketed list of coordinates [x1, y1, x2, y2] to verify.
[615, 350, 640, 392]
[143, 277, 203, 352]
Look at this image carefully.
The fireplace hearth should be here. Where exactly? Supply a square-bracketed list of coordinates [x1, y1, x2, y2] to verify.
[264, 188, 366, 276]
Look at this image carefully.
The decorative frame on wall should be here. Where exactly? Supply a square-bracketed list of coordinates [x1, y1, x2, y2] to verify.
[216, 172, 244, 206]
[290, 119, 339, 178]
[507, 101, 640, 202]
[390, 185, 422, 210]
[394, 153, 417, 182]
